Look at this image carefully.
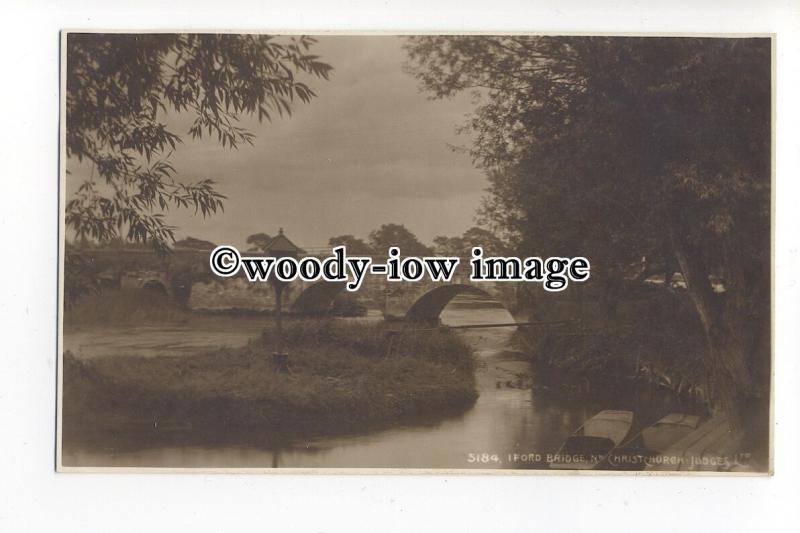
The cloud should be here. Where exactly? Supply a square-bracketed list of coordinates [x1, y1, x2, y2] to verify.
[67, 35, 488, 249]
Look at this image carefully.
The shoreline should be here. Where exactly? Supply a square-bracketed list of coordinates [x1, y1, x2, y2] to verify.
[60, 320, 480, 463]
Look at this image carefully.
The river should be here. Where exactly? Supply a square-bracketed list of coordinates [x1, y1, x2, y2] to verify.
[63, 295, 694, 469]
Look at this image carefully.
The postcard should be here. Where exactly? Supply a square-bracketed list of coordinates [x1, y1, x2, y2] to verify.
[58, 33, 773, 473]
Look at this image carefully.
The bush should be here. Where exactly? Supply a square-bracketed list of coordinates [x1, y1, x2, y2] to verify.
[529, 286, 709, 403]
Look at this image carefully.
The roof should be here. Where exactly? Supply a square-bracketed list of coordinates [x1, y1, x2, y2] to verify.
[265, 228, 305, 255]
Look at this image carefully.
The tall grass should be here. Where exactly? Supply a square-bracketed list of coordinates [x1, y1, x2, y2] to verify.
[62, 320, 477, 442]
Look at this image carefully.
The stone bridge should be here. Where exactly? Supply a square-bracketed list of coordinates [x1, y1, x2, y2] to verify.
[189, 273, 528, 323]
[291, 277, 524, 322]
[72, 248, 615, 325]
[71, 248, 561, 323]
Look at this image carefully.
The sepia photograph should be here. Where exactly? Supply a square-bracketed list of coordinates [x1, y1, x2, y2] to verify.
[58, 32, 773, 473]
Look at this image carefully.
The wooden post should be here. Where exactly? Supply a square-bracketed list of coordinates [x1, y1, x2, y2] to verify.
[263, 228, 301, 374]
[272, 283, 289, 372]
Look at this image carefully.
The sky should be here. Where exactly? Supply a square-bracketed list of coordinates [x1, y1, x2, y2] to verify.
[68, 35, 488, 251]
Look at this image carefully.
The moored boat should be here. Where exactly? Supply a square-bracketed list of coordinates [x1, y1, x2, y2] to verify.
[640, 413, 702, 453]
[549, 410, 634, 470]
[604, 413, 704, 471]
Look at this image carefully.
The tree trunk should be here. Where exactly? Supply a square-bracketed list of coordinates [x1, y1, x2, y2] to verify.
[669, 229, 755, 428]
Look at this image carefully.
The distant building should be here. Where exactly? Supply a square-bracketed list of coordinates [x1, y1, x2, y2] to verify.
[264, 228, 306, 257]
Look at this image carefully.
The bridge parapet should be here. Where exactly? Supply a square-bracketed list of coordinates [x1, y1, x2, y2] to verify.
[75, 247, 606, 324]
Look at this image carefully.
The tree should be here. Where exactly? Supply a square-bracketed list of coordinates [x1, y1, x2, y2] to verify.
[368, 223, 433, 256]
[66, 33, 332, 253]
[461, 226, 507, 256]
[68, 236, 151, 250]
[328, 235, 374, 255]
[174, 236, 217, 250]
[405, 36, 771, 426]
[432, 235, 462, 256]
[433, 226, 507, 256]
[246, 232, 273, 252]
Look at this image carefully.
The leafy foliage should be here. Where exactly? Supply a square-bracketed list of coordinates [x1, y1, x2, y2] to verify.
[328, 234, 375, 255]
[405, 36, 771, 420]
[433, 226, 508, 256]
[245, 232, 273, 252]
[368, 223, 433, 256]
[174, 236, 217, 249]
[406, 37, 769, 273]
[66, 33, 332, 253]
[63, 254, 106, 308]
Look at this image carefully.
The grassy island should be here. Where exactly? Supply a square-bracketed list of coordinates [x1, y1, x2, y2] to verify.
[62, 319, 478, 445]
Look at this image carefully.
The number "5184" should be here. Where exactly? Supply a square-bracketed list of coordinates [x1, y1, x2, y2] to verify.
[467, 453, 501, 464]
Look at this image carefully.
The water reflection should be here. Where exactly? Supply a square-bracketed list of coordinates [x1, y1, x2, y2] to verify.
[63, 294, 696, 469]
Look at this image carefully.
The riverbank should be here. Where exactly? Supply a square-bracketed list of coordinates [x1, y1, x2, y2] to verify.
[62, 320, 478, 448]
[61, 296, 715, 469]
[524, 291, 712, 406]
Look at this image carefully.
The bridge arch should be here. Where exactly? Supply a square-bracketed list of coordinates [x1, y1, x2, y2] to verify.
[290, 280, 348, 315]
[141, 278, 168, 295]
[404, 284, 515, 323]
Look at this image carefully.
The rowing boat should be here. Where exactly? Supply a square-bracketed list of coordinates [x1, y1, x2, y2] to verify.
[549, 410, 634, 470]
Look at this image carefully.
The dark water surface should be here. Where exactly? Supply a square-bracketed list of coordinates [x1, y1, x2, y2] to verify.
[63, 295, 695, 469]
